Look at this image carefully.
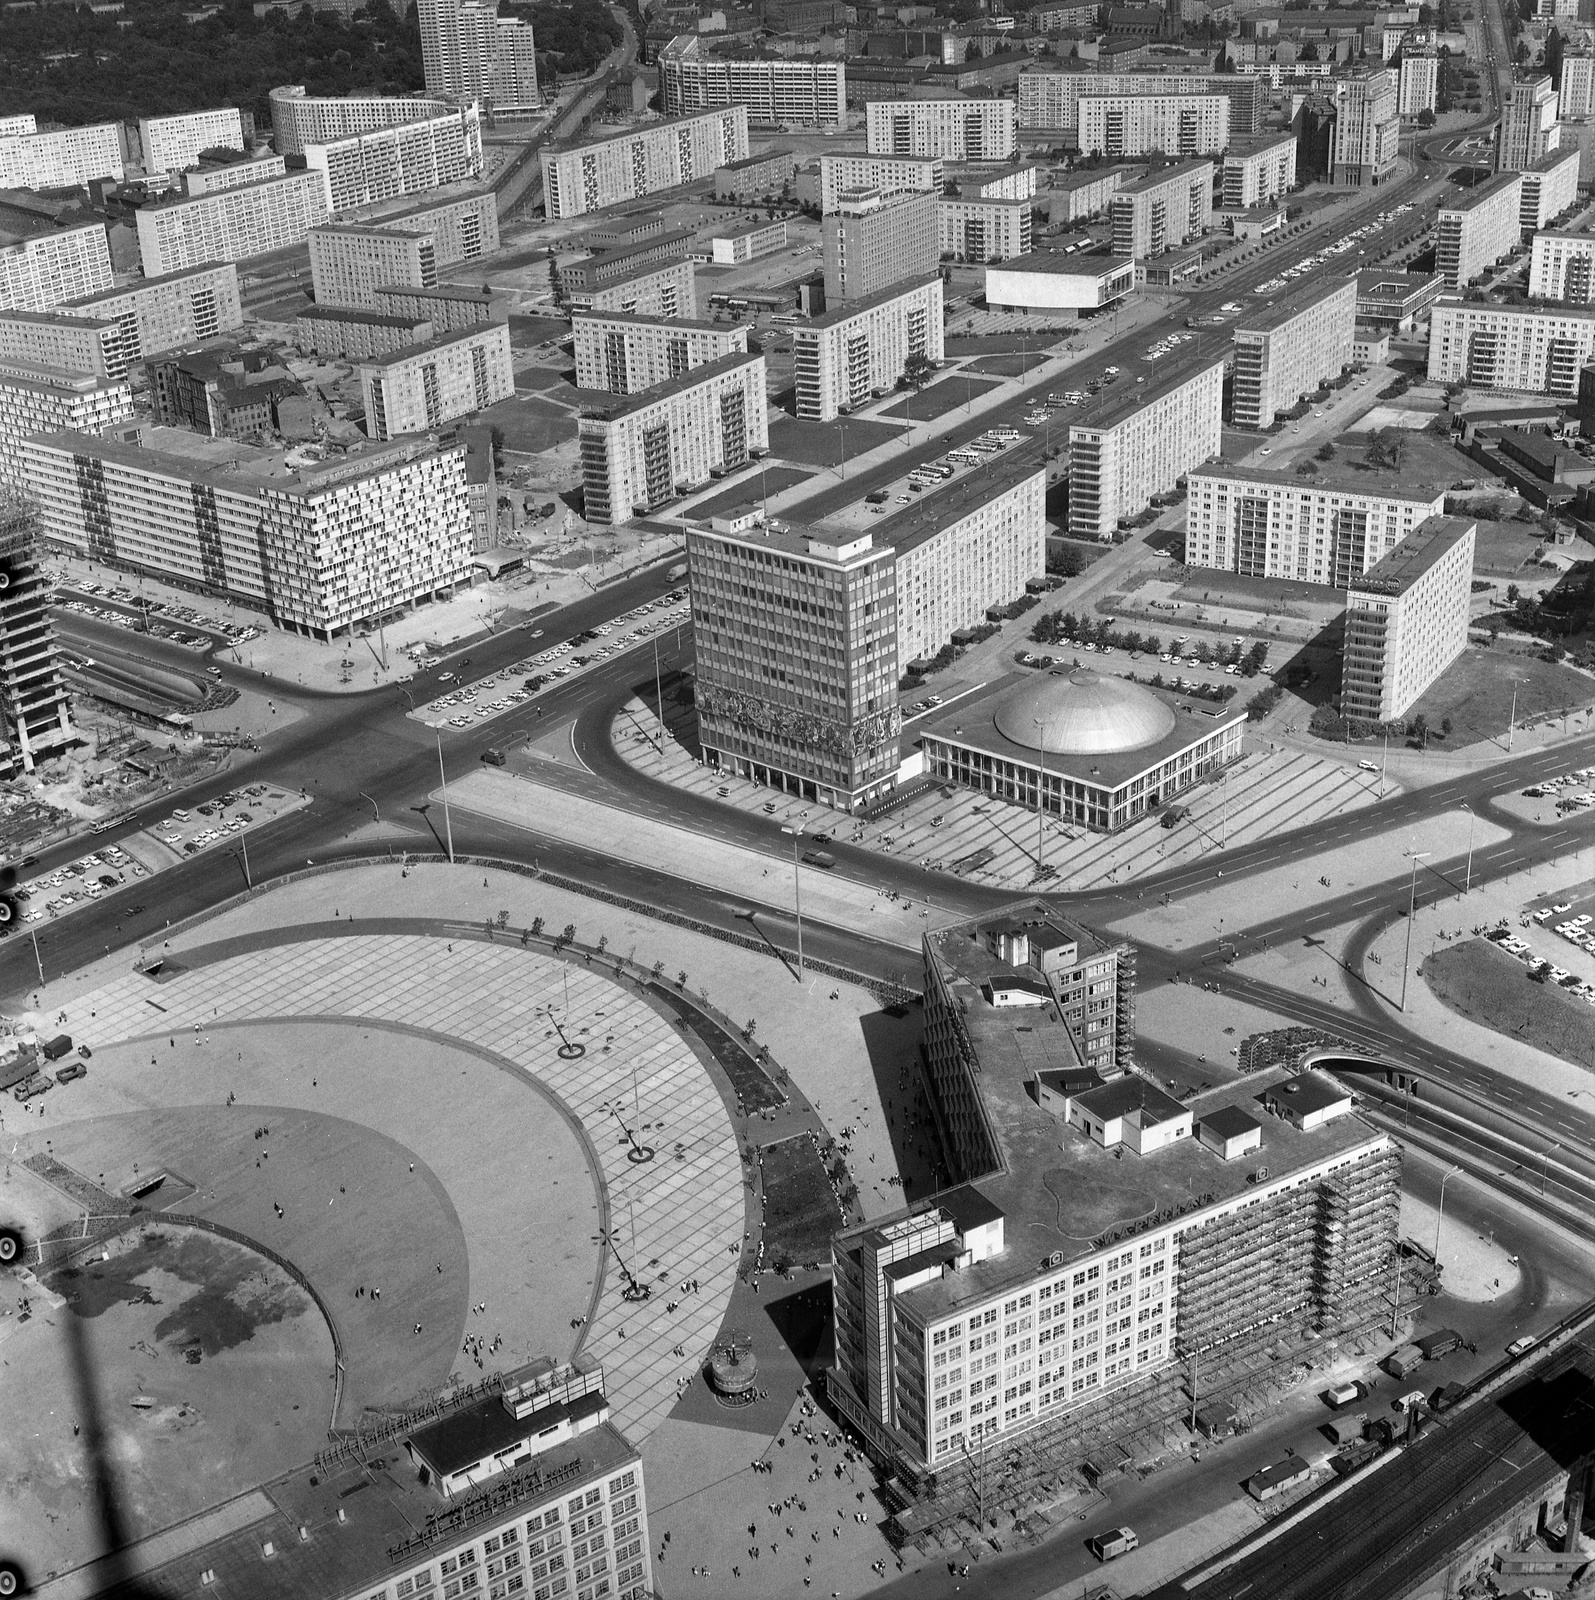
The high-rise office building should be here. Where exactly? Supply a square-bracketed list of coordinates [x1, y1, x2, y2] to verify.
[573, 311, 748, 394]
[866, 98, 1018, 162]
[821, 190, 938, 302]
[360, 321, 514, 439]
[577, 351, 768, 525]
[658, 37, 846, 126]
[0, 224, 112, 315]
[937, 196, 1032, 263]
[59, 261, 241, 361]
[1067, 351, 1223, 539]
[793, 275, 944, 422]
[417, 0, 539, 113]
[1498, 74, 1560, 170]
[1076, 93, 1229, 158]
[27, 427, 473, 637]
[0, 121, 123, 189]
[1221, 133, 1298, 209]
[1019, 70, 1263, 138]
[687, 454, 1045, 810]
[138, 107, 246, 174]
[1107, 160, 1213, 258]
[1184, 466, 1447, 584]
[540, 109, 750, 221]
[1341, 515, 1475, 722]
[1520, 146, 1580, 232]
[0, 498, 77, 774]
[135, 170, 332, 277]
[1427, 297, 1595, 394]
[304, 104, 484, 211]
[1436, 172, 1522, 288]
[1330, 68, 1399, 186]
[268, 85, 464, 155]
[1397, 51, 1439, 117]
[818, 153, 942, 213]
[1230, 277, 1356, 429]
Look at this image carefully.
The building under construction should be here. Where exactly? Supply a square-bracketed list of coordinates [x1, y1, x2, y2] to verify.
[0, 497, 75, 773]
[827, 903, 1401, 1488]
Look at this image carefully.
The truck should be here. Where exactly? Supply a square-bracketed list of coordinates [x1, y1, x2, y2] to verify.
[1161, 805, 1190, 830]
[801, 849, 836, 870]
[1324, 1413, 1367, 1446]
[480, 748, 507, 767]
[1384, 1344, 1426, 1380]
[1415, 1328, 1463, 1361]
[865, 489, 889, 504]
[666, 562, 688, 582]
[1087, 1527, 1139, 1562]
[1323, 1382, 1362, 1410]
[41, 1034, 73, 1061]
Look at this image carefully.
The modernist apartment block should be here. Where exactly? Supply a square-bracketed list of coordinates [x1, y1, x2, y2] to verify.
[823, 191, 938, 301]
[687, 455, 1043, 809]
[1562, 52, 1595, 120]
[310, 224, 438, 310]
[294, 305, 433, 362]
[1436, 173, 1522, 289]
[1108, 161, 1214, 259]
[574, 311, 748, 394]
[138, 107, 246, 174]
[1330, 68, 1399, 186]
[135, 170, 332, 277]
[1426, 299, 1595, 395]
[361, 321, 513, 440]
[952, 165, 1038, 202]
[1184, 465, 1446, 585]
[0, 360, 133, 494]
[938, 196, 1033, 263]
[373, 283, 494, 333]
[828, 905, 1400, 1477]
[268, 85, 463, 155]
[1221, 132, 1298, 210]
[1398, 52, 1439, 117]
[1520, 146, 1580, 233]
[1019, 71, 1263, 138]
[866, 99, 1018, 162]
[794, 275, 944, 422]
[182, 150, 287, 198]
[1529, 230, 1595, 301]
[566, 258, 698, 319]
[0, 121, 122, 189]
[540, 109, 750, 220]
[0, 224, 112, 315]
[380, 190, 499, 263]
[713, 147, 796, 202]
[0, 501, 77, 774]
[1342, 515, 1475, 722]
[578, 351, 768, 526]
[711, 218, 787, 263]
[1231, 277, 1356, 429]
[1067, 351, 1223, 539]
[27, 427, 473, 637]
[658, 37, 845, 126]
[1049, 167, 1125, 224]
[1498, 74, 1559, 170]
[984, 253, 1135, 314]
[417, 0, 539, 113]
[1077, 94, 1230, 159]
[304, 104, 484, 212]
[818, 153, 943, 213]
[59, 260, 242, 361]
[0, 309, 128, 379]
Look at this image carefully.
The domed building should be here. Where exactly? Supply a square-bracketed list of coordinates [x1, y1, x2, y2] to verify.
[915, 667, 1245, 831]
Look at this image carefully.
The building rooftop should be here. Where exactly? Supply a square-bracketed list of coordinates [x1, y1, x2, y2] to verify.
[1189, 460, 1447, 502]
[1235, 272, 1355, 332]
[407, 1387, 609, 1479]
[1226, 131, 1299, 154]
[802, 271, 942, 330]
[297, 305, 429, 329]
[1348, 513, 1475, 597]
[714, 218, 786, 240]
[1068, 347, 1225, 433]
[0, 358, 124, 396]
[570, 308, 735, 333]
[1433, 294, 1595, 322]
[1051, 165, 1129, 193]
[1527, 144, 1580, 172]
[1199, 1104, 1263, 1140]
[1439, 171, 1520, 214]
[721, 148, 794, 170]
[357, 319, 501, 370]
[1075, 1075, 1188, 1125]
[142, 168, 317, 211]
[1267, 1070, 1352, 1117]
[1355, 269, 1440, 304]
[543, 107, 749, 158]
[1114, 158, 1213, 196]
[379, 284, 496, 305]
[916, 667, 1247, 790]
[60, 260, 233, 307]
[579, 349, 760, 421]
[989, 250, 1134, 278]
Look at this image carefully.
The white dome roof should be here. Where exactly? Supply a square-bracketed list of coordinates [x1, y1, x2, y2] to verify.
[992, 669, 1176, 756]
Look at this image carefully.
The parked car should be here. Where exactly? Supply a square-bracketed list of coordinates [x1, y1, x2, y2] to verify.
[1087, 1527, 1138, 1562]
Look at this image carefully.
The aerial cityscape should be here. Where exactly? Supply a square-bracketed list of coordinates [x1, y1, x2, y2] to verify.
[0, 0, 1593, 1594]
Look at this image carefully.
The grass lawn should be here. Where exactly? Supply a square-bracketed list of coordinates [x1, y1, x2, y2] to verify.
[1173, 568, 1347, 616]
[1423, 939, 1595, 1069]
[1405, 644, 1593, 747]
[945, 332, 1073, 355]
[1468, 518, 1558, 578]
[759, 1134, 843, 1271]
[877, 374, 1001, 421]
[767, 413, 901, 466]
[685, 466, 810, 519]
[484, 393, 576, 454]
[962, 350, 1050, 377]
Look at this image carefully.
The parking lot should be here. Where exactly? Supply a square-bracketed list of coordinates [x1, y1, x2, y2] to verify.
[1252, 201, 1422, 296]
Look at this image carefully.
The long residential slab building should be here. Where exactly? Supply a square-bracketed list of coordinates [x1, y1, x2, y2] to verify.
[361, 320, 514, 440]
[1231, 277, 1356, 429]
[1436, 172, 1521, 289]
[866, 99, 1017, 162]
[1077, 94, 1229, 159]
[794, 275, 944, 422]
[1068, 351, 1223, 539]
[58, 261, 242, 360]
[573, 310, 748, 394]
[540, 108, 750, 220]
[268, 84, 465, 154]
[1019, 69, 1264, 137]
[135, 169, 333, 277]
[0, 223, 112, 315]
[138, 106, 246, 174]
[1427, 298, 1595, 394]
[303, 103, 484, 212]
[1184, 465, 1448, 584]
[659, 36, 846, 126]
[1108, 160, 1214, 259]
[0, 120, 122, 188]
[818, 153, 942, 213]
[1529, 228, 1595, 300]
[1222, 132, 1298, 209]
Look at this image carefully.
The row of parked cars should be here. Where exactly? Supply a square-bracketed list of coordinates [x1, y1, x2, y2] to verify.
[1522, 766, 1595, 809]
[1487, 922, 1595, 1004]
[19, 842, 144, 922]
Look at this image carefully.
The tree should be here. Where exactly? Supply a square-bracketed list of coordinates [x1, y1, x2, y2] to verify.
[1507, 583, 1521, 604]
[901, 351, 937, 388]
[1316, 441, 1336, 461]
[1294, 458, 1319, 476]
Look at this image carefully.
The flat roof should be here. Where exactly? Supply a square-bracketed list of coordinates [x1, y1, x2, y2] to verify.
[408, 1388, 608, 1477]
[1269, 1070, 1353, 1115]
[1200, 1104, 1263, 1139]
[1226, 131, 1299, 154]
[721, 148, 794, 169]
[1189, 460, 1448, 501]
[1355, 269, 1440, 301]
[0, 306, 117, 331]
[1075, 1076, 1188, 1125]
[571, 309, 733, 332]
[804, 271, 941, 330]
[990, 250, 1134, 279]
[297, 306, 428, 328]
[715, 218, 786, 240]
[1051, 166, 1128, 192]
[1349, 513, 1474, 596]
[1439, 171, 1520, 214]
[357, 320, 501, 369]
[578, 348, 759, 420]
[1527, 144, 1580, 172]
[61, 260, 233, 306]
[543, 108, 745, 158]
[1432, 294, 1595, 323]
[1235, 273, 1354, 333]
[1068, 347, 1225, 433]
[1115, 158, 1213, 195]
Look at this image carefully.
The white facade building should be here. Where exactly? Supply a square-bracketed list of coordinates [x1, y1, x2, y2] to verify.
[303, 104, 484, 212]
[938, 197, 1033, 263]
[1435, 172, 1522, 288]
[1520, 146, 1580, 232]
[1108, 160, 1213, 258]
[578, 351, 768, 524]
[26, 427, 473, 636]
[573, 310, 749, 394]
[1068, 352, 1223, 538]
[567, 258, 698, 319]
[985, 254, 1135, 313]
[268, 85, 461, 155]
[1330, 68, 1399, 186]
[0, 309, 128, 379]
[138, 107, 246, 174]
[1077, 94, 1230, 158]
[0, 122, 123, 189]
[659, 36, 846, 126]
[0, 224, 112, 315]
[866, 99, 1017, 162]
[1561, 53, 1595, 120]
[417, 0, 539, 113]
[1221, 133, 1297, 209]
[0, 361, 133, 494]
[135, 170, 332, 277]
[1019, 71, 1263, 138]
[181, 152, 287, 197]
[60, 261, 242, 360]
[793, 275, 944, 422]
[361, 321, 514, 439]
[1499, 74, 1560, 170]
[540, 109, 750, 220]
[818, 153, 942, 213]
[1529, 229, 1595, 301]
[1184, 465, 1446, 584]
[1398, 52, 1438, 117]
[1231, 277, 1356, 429]
[1427, 298, 1595, 394]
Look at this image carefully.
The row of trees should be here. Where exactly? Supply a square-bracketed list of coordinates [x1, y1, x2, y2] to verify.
[1030, 610, 1271, 675]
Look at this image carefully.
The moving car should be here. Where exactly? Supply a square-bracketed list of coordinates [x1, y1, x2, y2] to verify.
[1087, 1527, 1138, 1562]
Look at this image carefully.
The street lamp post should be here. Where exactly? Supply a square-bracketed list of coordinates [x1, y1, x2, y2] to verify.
[1434, 1164, 1462, 1262]
[1507, 679, 1521, 751]
[436, 733, 456, 865]
[1461, 802, 1475, 894]
[1400, 851, 1430, 1012]
[781, 825, 804, 980]
[1032, 717, 1051, 876]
